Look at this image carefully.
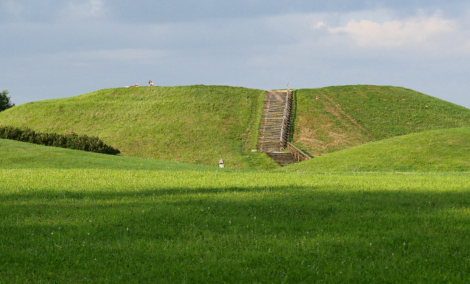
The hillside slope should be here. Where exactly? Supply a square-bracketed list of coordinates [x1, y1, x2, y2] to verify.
[3, 84, 469, 169]
[0, 85, 277, 169]
[292, 85, 470, 157]
[0, 139, 218, 171]
[283, 127, 470, 172]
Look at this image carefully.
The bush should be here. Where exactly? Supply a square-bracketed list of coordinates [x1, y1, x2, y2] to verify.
[0, 126, 120, 155]
[0, 90, 15, 112]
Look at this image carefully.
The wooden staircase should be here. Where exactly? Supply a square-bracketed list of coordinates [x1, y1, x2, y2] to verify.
[266, 152, 298, 167]
[256, 90, 310, 167]
[257, 91, 290, 152]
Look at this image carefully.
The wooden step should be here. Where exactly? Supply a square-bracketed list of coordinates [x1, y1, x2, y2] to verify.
[266, 152, 298, 167]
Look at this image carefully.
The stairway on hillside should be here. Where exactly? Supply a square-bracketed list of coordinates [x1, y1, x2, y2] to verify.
[257, 90, 298, 166]
[257, 91, 289, 152]
[266, 152, 298, 167]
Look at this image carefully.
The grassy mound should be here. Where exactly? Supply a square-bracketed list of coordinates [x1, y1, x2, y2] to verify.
[3, 84, 468, 169]
[0, 85, 277, 169]
[292, 85, 470, 157]
[0, 139, 216, 171]
[283, 128, 470, 172]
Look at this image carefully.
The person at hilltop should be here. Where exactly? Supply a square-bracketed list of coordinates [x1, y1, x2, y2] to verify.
[130, 83, 139, 87]
[149, 80, 154, 86]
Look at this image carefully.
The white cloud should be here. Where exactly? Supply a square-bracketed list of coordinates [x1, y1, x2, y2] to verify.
[328, 13, 457, 48]
[313, 21, 326, 30]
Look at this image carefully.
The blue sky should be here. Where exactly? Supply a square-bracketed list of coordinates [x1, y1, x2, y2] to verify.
[1, 0, 469, 108]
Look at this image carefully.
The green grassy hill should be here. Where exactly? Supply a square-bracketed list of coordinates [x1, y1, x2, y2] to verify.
[2, 84, 469, 170]
[0, 139, 218, 171]
[0, 85, 277, 169]
[283, 127, 470, 172]
[291, 85, 470, 157]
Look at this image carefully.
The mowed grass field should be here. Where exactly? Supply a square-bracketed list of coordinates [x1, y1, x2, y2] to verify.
[2, 167, 470, 283]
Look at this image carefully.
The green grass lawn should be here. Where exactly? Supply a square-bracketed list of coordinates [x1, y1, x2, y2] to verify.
[292, 86, 470, 157]
[0, 139, 219, 171]
[1, 169, 470, 283]
[284, 127, 470, 173]
[0, 85, 277, 169]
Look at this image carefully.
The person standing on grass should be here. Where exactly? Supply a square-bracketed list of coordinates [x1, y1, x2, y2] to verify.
[149, 80, 154, 86]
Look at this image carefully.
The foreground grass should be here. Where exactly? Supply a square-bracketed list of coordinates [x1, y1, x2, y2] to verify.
[1, 169, 470, 283]
[292, 86, 470, 157]
[0, 85, 276, 169]
[284, 127, 470, 173]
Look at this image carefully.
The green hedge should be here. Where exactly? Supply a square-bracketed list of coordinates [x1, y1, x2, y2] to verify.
[0, 126, 120, 155]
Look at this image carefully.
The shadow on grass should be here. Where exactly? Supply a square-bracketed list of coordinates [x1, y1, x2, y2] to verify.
[2, 186, 470, 283]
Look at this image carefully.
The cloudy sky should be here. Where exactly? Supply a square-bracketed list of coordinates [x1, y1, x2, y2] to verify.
[1, 0, 469, 108]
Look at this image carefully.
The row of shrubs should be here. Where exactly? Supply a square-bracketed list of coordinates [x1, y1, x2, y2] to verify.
[0, 126, 120, 155]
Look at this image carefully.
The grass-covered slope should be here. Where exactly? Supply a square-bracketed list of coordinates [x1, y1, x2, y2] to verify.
[3, 84, 468, 169]
[0, 85, 277, 169]
[283, 128, 470, 172]
[0, 139, 218, 171]
[292, 85, 470, 157]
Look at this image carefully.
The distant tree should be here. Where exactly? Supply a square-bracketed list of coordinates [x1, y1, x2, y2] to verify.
[0, 89, 15, 112]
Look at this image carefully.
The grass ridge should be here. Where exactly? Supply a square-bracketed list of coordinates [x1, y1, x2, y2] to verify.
[284, 127, 470, 172]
